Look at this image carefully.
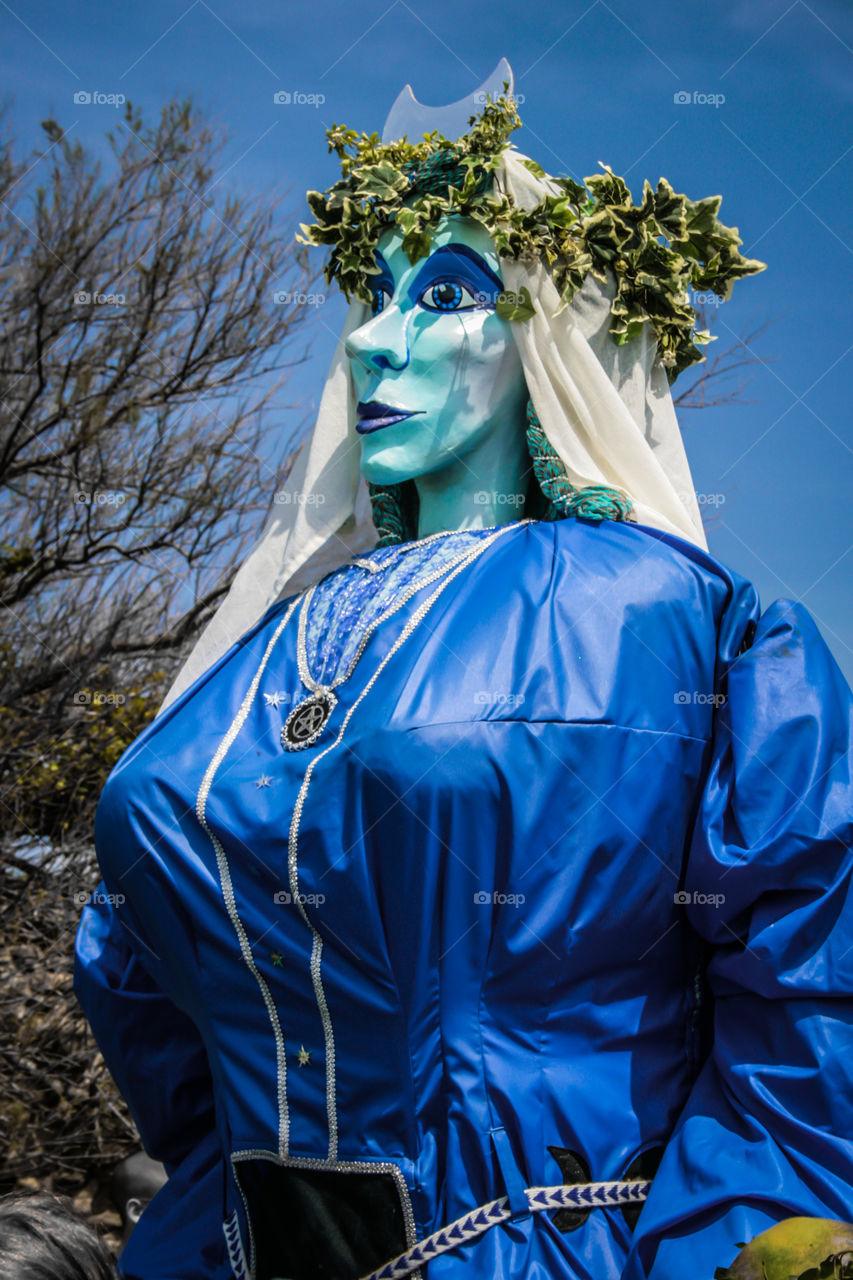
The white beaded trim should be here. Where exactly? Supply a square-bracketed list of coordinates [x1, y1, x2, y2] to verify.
[196, 596, 302, 1158]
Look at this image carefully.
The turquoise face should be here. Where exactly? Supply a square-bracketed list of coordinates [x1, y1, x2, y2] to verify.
[345, 216, 529, 491]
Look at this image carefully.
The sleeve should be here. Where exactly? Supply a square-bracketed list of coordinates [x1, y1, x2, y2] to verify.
[75, 888, 234, 1279]
[73, 885, 217, 1173]
[623, 598, 853, 1280]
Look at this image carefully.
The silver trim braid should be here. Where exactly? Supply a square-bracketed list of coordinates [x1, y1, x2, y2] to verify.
[197, 597, 301, 1157]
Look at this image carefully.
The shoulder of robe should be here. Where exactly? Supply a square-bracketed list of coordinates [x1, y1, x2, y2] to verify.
[539, 516, 759, 653]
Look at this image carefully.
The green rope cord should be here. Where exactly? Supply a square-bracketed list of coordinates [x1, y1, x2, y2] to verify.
[366, 399, 634, 544]
[525, 401, 634, 524]
[367, 478, 419, 546]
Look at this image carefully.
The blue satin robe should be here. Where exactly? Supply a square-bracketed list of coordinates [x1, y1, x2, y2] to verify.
[74, 515, 853, 1279]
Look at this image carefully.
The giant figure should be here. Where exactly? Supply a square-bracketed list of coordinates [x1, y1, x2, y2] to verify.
[75, 63, 853, 1280]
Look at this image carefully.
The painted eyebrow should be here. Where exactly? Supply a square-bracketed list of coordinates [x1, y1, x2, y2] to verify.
[369, 242, 504, 306]
[413, 243, 503, 292]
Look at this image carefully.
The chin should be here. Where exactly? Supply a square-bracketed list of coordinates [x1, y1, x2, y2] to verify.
[359, 440, 425, 486]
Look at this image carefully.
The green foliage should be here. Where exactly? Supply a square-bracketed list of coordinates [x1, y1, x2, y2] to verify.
[0, 667, 170, 841]
[495, 285, 535, 322]
[298, 87, 766, 382]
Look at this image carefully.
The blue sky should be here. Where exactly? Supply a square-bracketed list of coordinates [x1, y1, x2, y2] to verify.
[3, 0, 852, 680]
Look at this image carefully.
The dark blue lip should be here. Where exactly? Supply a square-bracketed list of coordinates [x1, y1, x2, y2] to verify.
[355, 400, 425, 435]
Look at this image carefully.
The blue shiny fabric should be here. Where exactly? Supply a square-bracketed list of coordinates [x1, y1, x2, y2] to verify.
[73, 516, 853, 1280]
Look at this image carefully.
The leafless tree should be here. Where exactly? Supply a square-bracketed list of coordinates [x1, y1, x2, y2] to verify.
[0, 95, 319, 838]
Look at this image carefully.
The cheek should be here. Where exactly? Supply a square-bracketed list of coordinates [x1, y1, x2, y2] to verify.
[408, 311, 512, 381]
[407, 317, 462, 376]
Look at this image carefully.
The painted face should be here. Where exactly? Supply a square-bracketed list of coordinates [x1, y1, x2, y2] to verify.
[345, 216, 528, 486]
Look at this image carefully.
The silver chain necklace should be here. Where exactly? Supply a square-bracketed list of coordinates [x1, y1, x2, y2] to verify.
[281, 520, 533, 751]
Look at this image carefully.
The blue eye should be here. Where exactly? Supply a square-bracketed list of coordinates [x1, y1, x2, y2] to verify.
[419, 280, 483, 312]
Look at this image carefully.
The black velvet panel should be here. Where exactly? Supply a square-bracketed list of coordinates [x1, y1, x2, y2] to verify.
[234, 1160, 409, 1280]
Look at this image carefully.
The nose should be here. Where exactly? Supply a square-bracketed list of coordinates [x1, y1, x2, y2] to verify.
[344, 304, 410, 374]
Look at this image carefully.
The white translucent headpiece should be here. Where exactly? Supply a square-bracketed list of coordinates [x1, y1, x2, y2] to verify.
[158, 59, 707, 712]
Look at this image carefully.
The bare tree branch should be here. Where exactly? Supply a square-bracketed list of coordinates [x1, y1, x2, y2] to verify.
[0, 95, 319, 838]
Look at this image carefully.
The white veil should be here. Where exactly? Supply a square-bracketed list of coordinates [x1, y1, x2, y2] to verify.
[158, 61, 707, 713]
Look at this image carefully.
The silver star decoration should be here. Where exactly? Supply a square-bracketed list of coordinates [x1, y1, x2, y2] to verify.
[264, 691, 286, 708]
[297, 1045, 311, 1067]
[255, 774, 272, 789]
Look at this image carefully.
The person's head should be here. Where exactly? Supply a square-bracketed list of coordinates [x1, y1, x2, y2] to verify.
[0, 1190, 116, 1279]
[111, 1151, 167, 1247]
[345, 212, 529, 491]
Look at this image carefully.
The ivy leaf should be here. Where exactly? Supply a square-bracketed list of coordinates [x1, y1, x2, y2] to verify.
[685, 193, 723, 236]
[521, 157, 546, 178]
[401, 229, 431, 265]
[305, 190, 329, 218]
[653, 178, 688, 240]
[610, 311, 647, 345]
[357, 162, 410, 201]
[495, 285, 536, 321]
[395, 207, 417, 234]
[548, 197, 578, 230]
[585, 164, 632, 209]
[552, 176, 588, 208]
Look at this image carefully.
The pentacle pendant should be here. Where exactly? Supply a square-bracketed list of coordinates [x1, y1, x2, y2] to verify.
[281, 689, 338, 751]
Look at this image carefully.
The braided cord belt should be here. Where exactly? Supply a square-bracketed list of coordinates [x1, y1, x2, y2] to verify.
[359, 1178, 652, 1280]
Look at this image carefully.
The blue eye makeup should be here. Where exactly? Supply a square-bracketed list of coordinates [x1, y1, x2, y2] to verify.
[368, 251, 394, 316]
[412, 244, 503, 313]
[367, 242, 504, 316]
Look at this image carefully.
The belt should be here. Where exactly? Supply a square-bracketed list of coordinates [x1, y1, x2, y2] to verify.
[359, 1178, 652, 1280]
